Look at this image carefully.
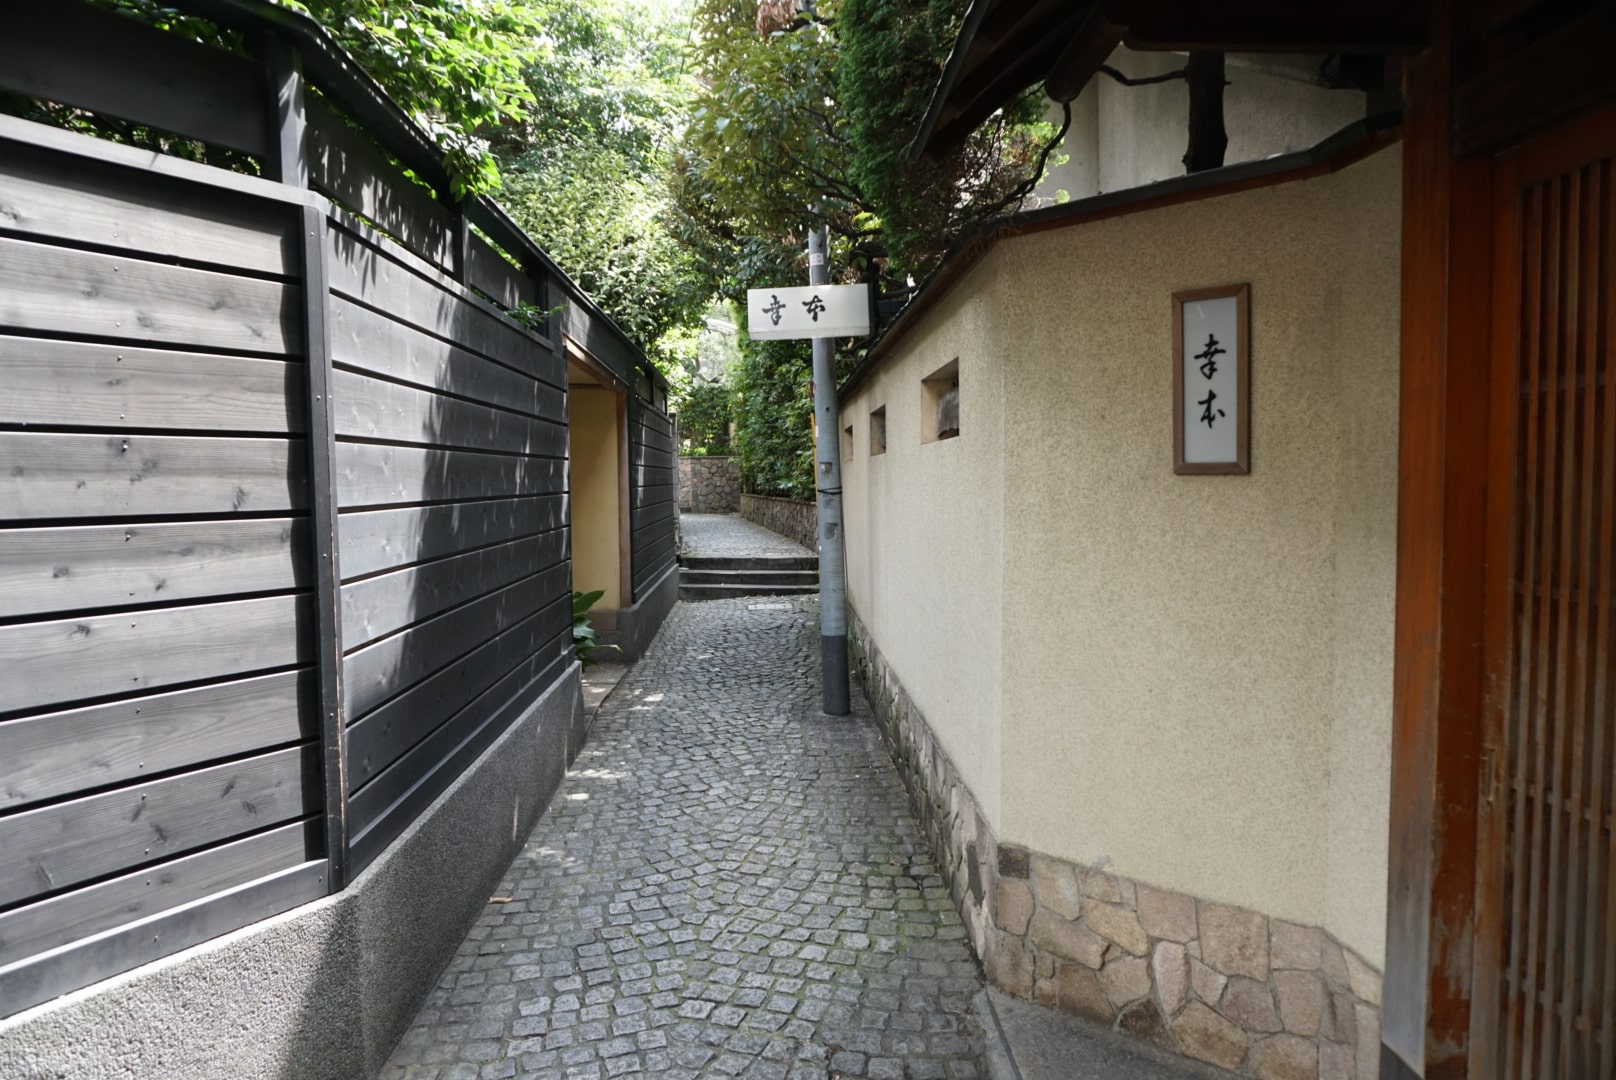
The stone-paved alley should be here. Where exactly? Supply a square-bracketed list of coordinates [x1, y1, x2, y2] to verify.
[381, 593, 987, 1080]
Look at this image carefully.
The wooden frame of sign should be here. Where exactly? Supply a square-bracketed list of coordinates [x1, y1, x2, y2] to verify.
[1172, 283, 1250, 475]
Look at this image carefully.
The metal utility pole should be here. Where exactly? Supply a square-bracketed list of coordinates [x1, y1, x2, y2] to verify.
[808, 227, 850, 715]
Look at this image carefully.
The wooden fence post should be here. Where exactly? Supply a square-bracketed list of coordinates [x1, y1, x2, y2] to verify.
[262, 35, 349, 891]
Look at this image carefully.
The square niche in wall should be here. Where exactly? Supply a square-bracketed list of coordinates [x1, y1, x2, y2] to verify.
[922, 359, 959, 443]
[869, 406, 887, 455]
[841, 422, 854, 463]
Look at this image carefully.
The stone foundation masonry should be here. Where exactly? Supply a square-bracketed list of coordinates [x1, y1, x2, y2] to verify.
[848, 609, 1384, 1080]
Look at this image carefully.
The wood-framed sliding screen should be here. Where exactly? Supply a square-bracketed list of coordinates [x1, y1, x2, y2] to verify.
[1173, 283, 1250, 475]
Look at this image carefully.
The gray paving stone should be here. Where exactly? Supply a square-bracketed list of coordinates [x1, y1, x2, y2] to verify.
[381, 597, 985, 1080]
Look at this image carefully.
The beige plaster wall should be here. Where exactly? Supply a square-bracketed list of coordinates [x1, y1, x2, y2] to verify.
[570, 387, 622, 610]
[1034, 47, 1370, 201]
[996, 146, 1401, 964]
[842, 263, 1007, 824]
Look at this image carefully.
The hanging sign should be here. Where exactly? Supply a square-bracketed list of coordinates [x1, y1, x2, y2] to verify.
[746, 284, 870, 341]
[1173, 283, 1250, 475]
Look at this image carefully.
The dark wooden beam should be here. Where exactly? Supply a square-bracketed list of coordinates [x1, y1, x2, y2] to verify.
[1043, 6, 1125, 102]
[1453, 0, 1616, 157]
[1382, 0, 1492, 1073]
[0, 0, 271, 157]
[1102, 0, 1431, 52]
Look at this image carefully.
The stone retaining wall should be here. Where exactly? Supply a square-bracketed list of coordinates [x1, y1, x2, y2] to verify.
[739, 493, 817, 551]
[678, 455, 740, 513]
[848, 608, 1383, 1080]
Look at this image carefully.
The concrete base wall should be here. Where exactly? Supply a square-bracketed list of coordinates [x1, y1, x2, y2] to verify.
[0, 667, 588, 1080]
[597, 562, 678, 664]
[738, 494, 817, 552]
[849, 612, 1384, 1080]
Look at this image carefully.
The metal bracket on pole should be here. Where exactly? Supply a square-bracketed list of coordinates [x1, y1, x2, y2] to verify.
[808, 227, 850, 715]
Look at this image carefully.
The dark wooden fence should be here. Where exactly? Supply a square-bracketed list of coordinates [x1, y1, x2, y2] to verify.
[0, 0, 673, 1018]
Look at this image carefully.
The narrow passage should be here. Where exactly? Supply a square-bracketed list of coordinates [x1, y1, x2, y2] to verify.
[382, 592, 987, 1080]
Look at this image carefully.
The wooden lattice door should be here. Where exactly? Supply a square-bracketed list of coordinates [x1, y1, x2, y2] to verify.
[1474, 102, 1616, 1080]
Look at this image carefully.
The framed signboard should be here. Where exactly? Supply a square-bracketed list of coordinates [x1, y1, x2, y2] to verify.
[1173, 283, 1250, 475]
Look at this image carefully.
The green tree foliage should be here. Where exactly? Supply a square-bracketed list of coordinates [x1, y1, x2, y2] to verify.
[838, 0, 1051, 279]
[498, 0, 711, 375]
[76, 0, 541, 194]
[677, 381, 734, 455]
[730, 339, 815, 500]
[672, 0, 1054, 293]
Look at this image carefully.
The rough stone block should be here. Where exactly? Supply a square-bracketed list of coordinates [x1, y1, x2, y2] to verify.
[1271, 921, 1324, 971]
[1137, 886, 1197, 944]
[1027, 910, 1107, 968]
[1034, 978, 1057, 1007]
[1200, 902, 1270, 981]
[1029, 856, 1084, 920]
[995, 879, 1034, 937]
[1274, 970, 1324, 1037]
[1084, 903, 1149, 957]
[1319, 1042, 1355, 1080]
[1249, 1034, 1319, 1080]
[1321, 990, 1357, 1044]
[1319, 939, 1350, 990]
[1098, 955, 1151, 1007]
[1056, 962, 1115, 1026]
[1118, 998, 1174, 1050]
[1077, 868, 1123, 904]
[1220, 977, 1283, 1034]
[1191, 959, 1227, 1006]
[1171, 1002, 1247, 1071]
[1354, 1003, 1380, 1080]
[998, 846, 1030, 880]
[986, 931, 1034, 998]
[1344, 951, 1382, 1007]
[1151, 942, 1190, 1017]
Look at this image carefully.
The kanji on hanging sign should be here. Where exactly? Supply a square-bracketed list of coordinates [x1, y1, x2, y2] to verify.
[746, 284, 871, 341]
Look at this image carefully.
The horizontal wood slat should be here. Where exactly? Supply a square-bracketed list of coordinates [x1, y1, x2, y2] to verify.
[346, 596, 568, 790]
[0, 670, 313, 812]
[0, 237, 301, 356]
[326, 225, 561, 386]
[0, 1, 271, 158]
[348, 639, 570, 871]
[341, 530, 565, 649]
[0, 518, 307, 620]
[328, 297, 563, 422]
[0, 860, 326, 1020]
[343, 563, 568, 719]
[332, 369, 565, 457]
[466, 235, 540, 312]
[631, 484, 675, 512]
[0, 745, 317, 909]
[0, 337, 304, 434]
[335, 442, 564, 509]
[0, 594, 308, 716]
[337, 496, 565, 581]
[306, 97, 456, 272]
[0, 144, 296, 274]
[0, 433, 307, 520]
[0, 821, 310, 968]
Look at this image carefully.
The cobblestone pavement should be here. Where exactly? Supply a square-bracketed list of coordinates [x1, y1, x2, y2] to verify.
[680, 514, 814, 559]
[382, 596, 986, 1080]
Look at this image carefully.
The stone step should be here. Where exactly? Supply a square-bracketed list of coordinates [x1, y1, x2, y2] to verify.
[678, 554, 818, 572]
[678, 582, 820, 603]
[680, 567, 820, 587]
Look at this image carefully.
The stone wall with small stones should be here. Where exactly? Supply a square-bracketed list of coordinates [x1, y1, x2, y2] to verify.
[739, 493, 817, 552]
[678, 455, 740, 513]
[848, 607, 1384, 1080]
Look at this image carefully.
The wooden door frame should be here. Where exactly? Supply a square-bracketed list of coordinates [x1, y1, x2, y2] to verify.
[565, 338, 633, 622]
[1385, 3, 1616, 1076]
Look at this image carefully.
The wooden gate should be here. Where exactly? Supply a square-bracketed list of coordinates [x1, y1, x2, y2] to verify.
[1473, 101, 1616, 1079]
